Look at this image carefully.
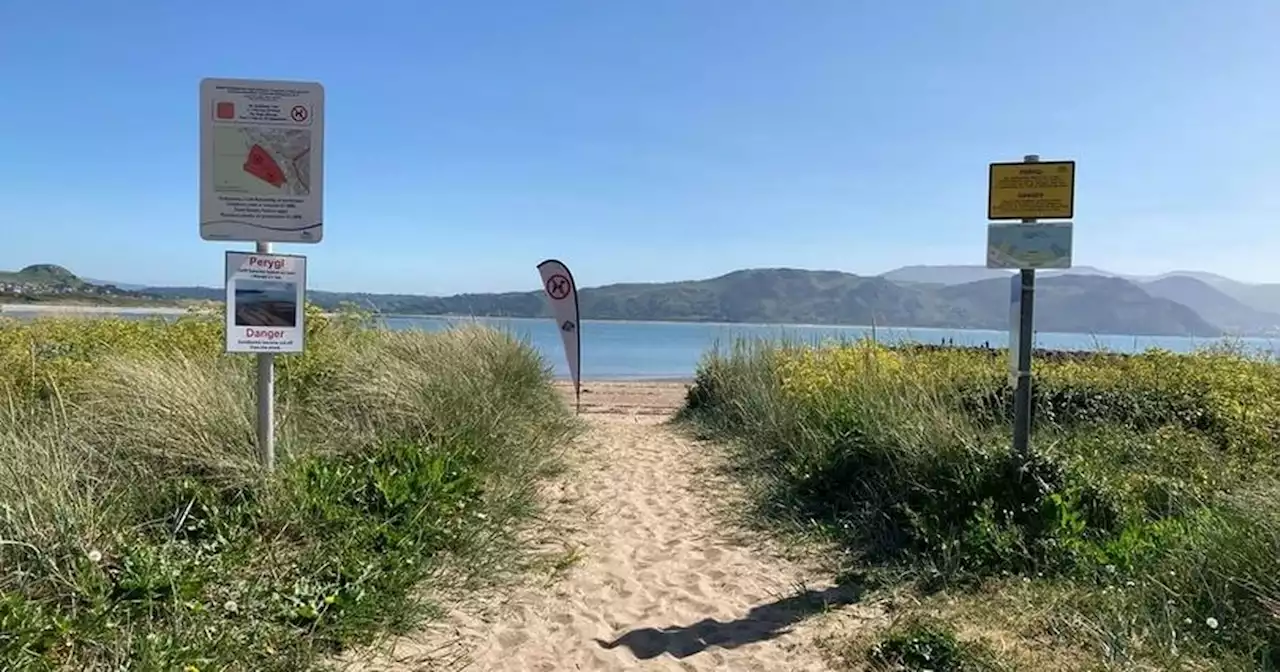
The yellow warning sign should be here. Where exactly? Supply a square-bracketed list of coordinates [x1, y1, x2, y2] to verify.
[988, 160, 1075, 220]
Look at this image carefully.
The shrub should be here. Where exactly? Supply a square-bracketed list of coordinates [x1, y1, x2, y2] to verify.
[866, 617, 1005, 671]
[0, 311, 576, 670]
[682, 338, 1280, 667]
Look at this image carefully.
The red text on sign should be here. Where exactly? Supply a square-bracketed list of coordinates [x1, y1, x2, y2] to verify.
[245, 328, 286, 340]
[248, 256, 286, 270]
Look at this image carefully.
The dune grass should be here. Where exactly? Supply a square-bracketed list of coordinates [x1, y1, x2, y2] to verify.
[680, 338, 1280, 671]
[0, 307, 578, 671]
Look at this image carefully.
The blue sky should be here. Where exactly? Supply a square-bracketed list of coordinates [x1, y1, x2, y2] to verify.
[2, 1, 1277, 294]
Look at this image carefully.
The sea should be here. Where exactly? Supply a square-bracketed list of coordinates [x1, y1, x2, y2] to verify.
[5, 309, 1276, 380]
[382, 316, 1280, 381]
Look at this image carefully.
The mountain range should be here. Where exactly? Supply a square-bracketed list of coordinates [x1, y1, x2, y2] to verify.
[879, 265, 1280, 333]
[134, 265, 1280, 337]
[7, 263, 1280, 338]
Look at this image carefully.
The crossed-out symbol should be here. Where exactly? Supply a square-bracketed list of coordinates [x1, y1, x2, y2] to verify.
[546, 274, 571, 300]
[290, 105, 309, 122]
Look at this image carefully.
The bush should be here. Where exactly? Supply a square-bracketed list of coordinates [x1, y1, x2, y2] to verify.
[681, 338, 1280, 668]
[866, 617, 1005, 671]
[0, 309, 577, 670]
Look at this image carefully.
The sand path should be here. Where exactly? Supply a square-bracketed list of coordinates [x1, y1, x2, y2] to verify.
[353, 382, 868, 671]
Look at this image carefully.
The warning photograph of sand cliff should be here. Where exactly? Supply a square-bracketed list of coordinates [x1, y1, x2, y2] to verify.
[234, 280, 298, 328]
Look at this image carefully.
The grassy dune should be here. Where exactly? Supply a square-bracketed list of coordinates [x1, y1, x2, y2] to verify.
[681, 339, 1280, 671]
[0, 307, 577, 671]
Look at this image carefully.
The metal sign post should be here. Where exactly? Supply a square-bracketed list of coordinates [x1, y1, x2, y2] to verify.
[986, 154, 1076, 461]
[1012, 217, 1037, 456]
[201, 77, 324, 471]
[255, 241, 276, 471]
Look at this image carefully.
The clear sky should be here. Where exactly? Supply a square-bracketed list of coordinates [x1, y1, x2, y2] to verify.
[1, 1, 1277, 294]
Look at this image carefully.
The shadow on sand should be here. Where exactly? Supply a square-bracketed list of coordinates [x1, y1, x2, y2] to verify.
[594, 582, 861, 660]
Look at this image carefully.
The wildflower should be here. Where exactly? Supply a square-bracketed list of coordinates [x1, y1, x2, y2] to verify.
[1104, 564, 1116, 574]
[87, 549, 102, 563]
[1206, 617, 1220, 630]
[223, 600, 239, 614]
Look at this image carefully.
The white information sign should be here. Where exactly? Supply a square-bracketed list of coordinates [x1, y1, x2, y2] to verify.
[200, 78, 324, 243]
[225, 252, 306, 353]
[987, 221, 1073, 269]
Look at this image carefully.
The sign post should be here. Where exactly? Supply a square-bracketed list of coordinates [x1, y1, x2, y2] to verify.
[1008, 273, 1020, 388]
[255, 241, 275, 472]
[987, 155, 1076, 460]
[202, 77, 324, 470]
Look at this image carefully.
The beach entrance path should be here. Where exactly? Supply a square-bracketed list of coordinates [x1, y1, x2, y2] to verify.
[351, 382, 872, 671]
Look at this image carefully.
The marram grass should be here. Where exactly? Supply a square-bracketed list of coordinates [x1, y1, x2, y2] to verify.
[0, 307, 578, 671]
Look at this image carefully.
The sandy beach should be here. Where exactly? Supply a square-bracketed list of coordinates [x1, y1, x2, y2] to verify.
[346, 381, 877, 671]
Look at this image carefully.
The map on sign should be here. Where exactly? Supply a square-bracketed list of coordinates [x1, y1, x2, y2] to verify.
[200, 78, 324, 243]
[987, 222, 1073, 269]
[212, 127, 312, 197]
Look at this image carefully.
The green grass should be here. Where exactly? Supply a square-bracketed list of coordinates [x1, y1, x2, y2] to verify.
[680, 338, 1280, 670]
[0, 307, 578, 670]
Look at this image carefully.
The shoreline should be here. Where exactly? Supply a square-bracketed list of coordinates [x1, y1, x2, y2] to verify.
[3, 304, 1274, 348]
[0, 304, 191, 315]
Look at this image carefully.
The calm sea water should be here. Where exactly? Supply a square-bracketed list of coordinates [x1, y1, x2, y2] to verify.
[382, 316, 1280, 381]
[7, 309, 1275, 380]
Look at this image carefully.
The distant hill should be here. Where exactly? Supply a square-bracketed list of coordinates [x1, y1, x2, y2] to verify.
[1140, 276, 1280, 334]
[6, 262, 1261, 337]
[0, 264, 163, 304]
[936, 275, 1219, 336]
[144, 267, 1221, 337]
[879, 265, 1011, 285]
[1207, 283, 1280, 316]
[880, 264, 1132, 286]
[84, 277, 148, 291]
[0, 264, 88, 288]
[880, 264, 1252, 287]
[875, 264, 1280, 334]
[1147, 270, 1242, 289]
[1045, 265, 1133, 279]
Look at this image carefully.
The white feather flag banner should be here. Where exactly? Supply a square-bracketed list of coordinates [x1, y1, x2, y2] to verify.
[537, 259, 581, 412]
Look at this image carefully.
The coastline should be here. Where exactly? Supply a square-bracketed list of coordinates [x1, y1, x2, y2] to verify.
[0, 304, 190, 315]
[2, 304, 1272, 348]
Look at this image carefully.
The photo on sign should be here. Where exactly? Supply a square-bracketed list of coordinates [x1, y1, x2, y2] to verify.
[234, 279, 299, 328]
[212, 126, 312, 197]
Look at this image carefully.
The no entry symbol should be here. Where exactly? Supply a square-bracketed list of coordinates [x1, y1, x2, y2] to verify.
[290, 105, 309, 122]
[546, 274, 571, 300]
